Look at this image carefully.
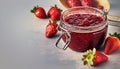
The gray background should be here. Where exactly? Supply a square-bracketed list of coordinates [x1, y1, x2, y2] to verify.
[0, 0, 120, 69]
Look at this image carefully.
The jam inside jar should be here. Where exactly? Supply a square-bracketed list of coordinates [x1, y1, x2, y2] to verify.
[56, 6, 108, 52]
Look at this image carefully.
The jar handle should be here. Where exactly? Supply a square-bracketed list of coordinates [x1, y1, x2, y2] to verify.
[55, 31, 71, 50]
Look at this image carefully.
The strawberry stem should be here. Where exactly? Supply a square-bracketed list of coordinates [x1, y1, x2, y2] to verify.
[49, 20, 51, 23]
[30, 6, 38, 13]
[53, 20, 57, 24]
[51, 4, 62, 12]
[54, 4, 57, 8]
[49, 20, 57, 24]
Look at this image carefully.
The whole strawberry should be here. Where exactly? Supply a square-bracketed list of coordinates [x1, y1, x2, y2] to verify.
[47, 5, 62, 21]
[45, 20, 58, 38]
[104, 32, 120, 55]
[82, 48, 108, 66]
[31, 6, 47, 18]
[81, 0, 94, 7]
[67, 0, 81, 8]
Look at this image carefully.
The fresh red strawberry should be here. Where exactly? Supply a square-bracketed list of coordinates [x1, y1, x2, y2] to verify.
[47, 5, 57, 17]
[104, 32, 120, 55]
[45, 20, 58, 38]
[81, 0, 94, 7]
[47, 6, 54, 17]
[47, 5, 62, 21]
[67, 0, 81, 8]
[82, 48, 108, 66]
[51, 11, 61, 21]
[31, 6, 47, 18]
[94, 51, 108, 66]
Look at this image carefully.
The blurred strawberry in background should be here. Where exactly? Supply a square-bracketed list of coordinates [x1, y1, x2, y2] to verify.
[67, 0, 81, 7]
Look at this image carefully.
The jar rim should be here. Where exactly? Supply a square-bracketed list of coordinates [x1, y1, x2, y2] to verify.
[60, 6, 107, 33]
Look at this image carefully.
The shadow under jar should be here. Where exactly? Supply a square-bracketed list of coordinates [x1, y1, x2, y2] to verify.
[56, 6, 108, 52]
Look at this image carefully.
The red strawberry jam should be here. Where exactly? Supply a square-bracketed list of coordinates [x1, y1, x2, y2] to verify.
[64, 14, 104, 26]
[57, 7, 108, 52]
[62, 13, 107, 52]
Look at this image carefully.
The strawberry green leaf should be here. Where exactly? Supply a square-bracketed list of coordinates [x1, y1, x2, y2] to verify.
[109, 32, 120, 39]
[30, 6, 38, 13]
[52, 4, 62, 12]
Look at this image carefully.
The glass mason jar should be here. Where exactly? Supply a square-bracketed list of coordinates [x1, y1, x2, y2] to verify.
[56, 6, 108, 52]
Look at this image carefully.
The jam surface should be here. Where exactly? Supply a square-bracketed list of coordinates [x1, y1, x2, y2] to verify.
[64, 14, 104, 26]
[62, 13, 107, 52]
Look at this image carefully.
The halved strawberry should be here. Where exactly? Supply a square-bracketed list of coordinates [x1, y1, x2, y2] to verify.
[82, 48, 108, 66]
[104, 32, 120, 55]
